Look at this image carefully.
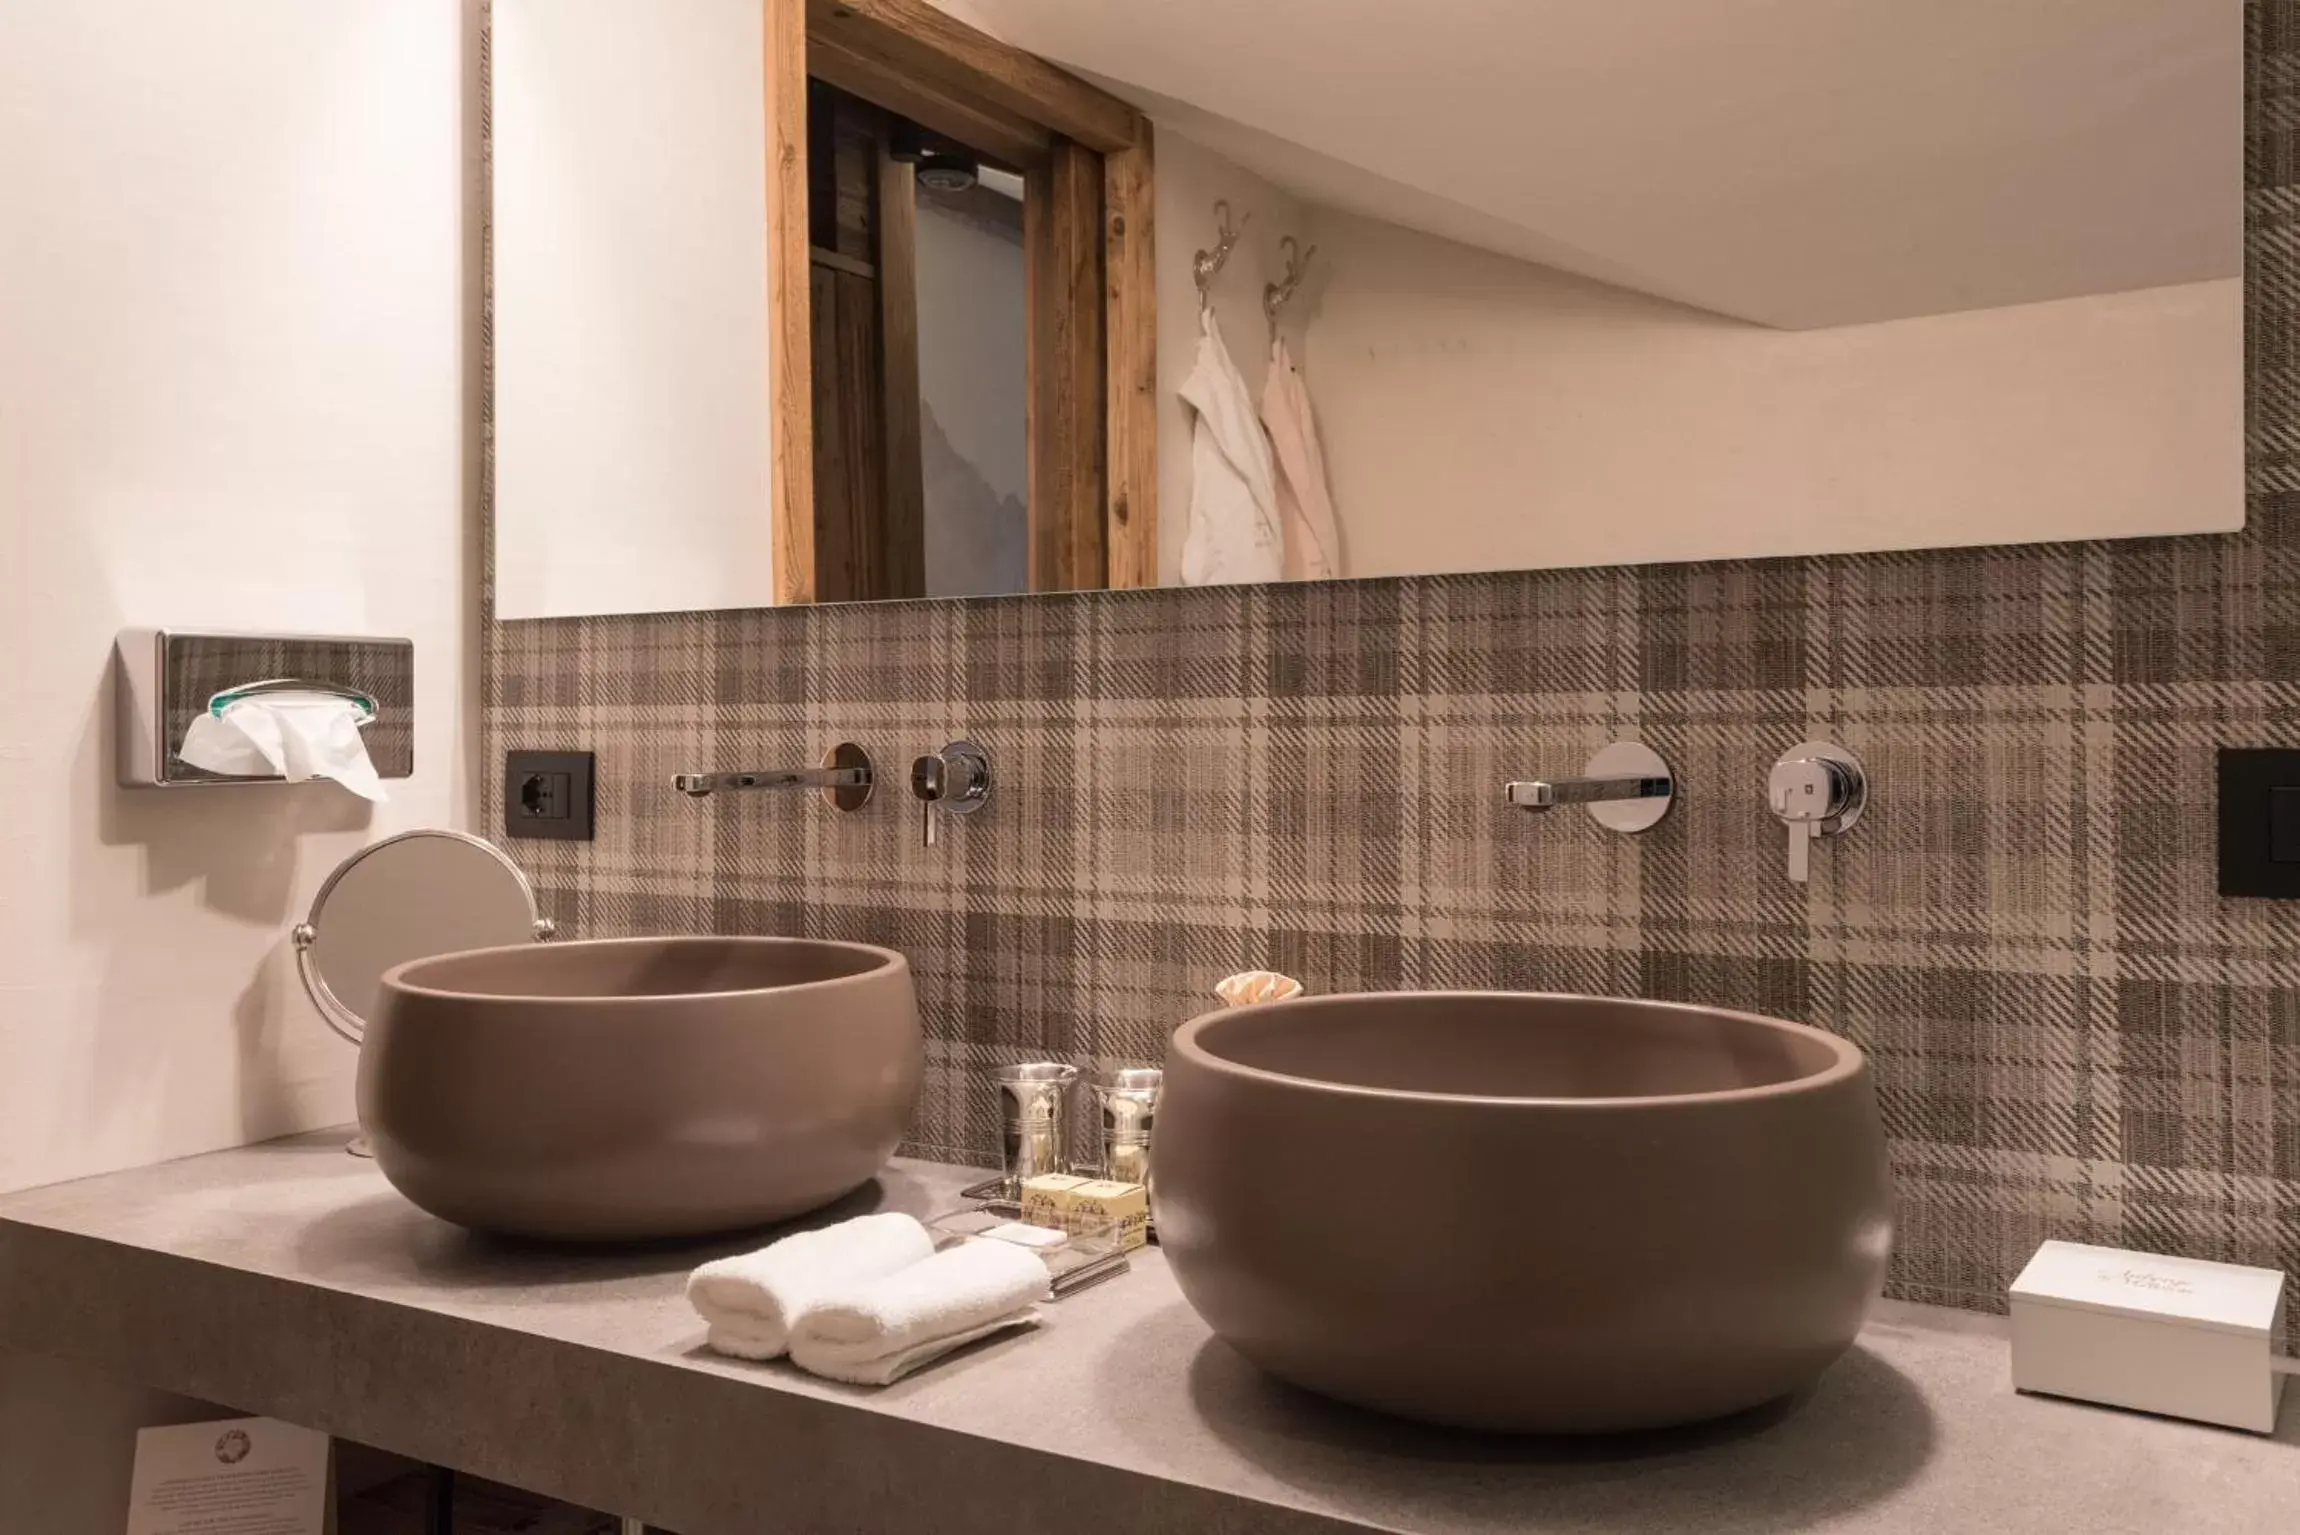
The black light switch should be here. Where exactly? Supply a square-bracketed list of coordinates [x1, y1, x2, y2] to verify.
[2218, 748, 2300, 897]
[505, 750, 594, 841]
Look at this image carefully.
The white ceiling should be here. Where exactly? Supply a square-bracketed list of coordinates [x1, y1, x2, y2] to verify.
[955, 0, 2243, 329]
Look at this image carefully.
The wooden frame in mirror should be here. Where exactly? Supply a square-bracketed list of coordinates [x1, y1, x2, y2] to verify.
[491, 0, 1153, 619]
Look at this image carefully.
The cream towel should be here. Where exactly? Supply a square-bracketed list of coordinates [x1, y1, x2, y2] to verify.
[788, 1239, 1050, 1386]
[688, 1212, 935, 1361]
[1261, 337, 1341, 581]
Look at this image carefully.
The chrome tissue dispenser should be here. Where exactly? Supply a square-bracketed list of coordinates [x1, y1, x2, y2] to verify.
[114, 628, 414, 788]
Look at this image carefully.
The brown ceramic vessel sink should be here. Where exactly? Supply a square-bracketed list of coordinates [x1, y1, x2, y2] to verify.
[1154, 992, 1892, 1433]
[362, 936, 921, 1241]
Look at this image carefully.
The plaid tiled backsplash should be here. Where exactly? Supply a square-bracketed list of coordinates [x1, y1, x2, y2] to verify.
[485, 3, 2300, 1320]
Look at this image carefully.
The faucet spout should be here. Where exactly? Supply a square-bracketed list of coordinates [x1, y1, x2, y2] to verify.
[673, 766, 869, 798]
[671, 742, 876, 812]
[1501, 742, 1677, 835]
[1504, 774, 1672, 811]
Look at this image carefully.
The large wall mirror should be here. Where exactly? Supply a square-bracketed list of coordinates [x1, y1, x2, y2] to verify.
[493, 0, 2244, 620]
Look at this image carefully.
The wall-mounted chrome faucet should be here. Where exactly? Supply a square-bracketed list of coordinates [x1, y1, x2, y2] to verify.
[1506, 742, 1675, 834]
[1767, 742, 1865, 882]
[672, 742, 875, 812]
[910, 739, 991, 846]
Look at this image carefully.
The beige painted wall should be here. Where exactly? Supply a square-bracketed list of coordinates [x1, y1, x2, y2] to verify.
[1294, 210, 2244, 576]
[492, 0, 775, 619]
[1151, 130, 2241, 583]
[963, 0, 2241, 329]
[0, 0, 476, 1199]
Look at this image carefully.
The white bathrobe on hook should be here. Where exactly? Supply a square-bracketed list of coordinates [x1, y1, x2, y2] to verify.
[1178, 308, 1284, 586]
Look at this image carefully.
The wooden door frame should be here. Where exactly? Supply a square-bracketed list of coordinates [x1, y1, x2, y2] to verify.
[767, 0, 1158, 601]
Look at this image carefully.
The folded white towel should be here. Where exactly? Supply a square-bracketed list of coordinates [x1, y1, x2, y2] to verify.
[687, 1212, 935, 1360]
[701, 1320, 787, 1363]
[792, 1310, 1040, 1386]
[789, 1239, 1051, 1386]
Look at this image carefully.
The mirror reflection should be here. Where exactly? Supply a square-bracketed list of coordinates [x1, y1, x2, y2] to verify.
[299, 830, 542, 1040]
[492, 0, 2243, 620]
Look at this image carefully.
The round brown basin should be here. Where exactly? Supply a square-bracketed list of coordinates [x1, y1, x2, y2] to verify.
[1154, 992, 1892, 1433]
[362, 936, 921, 1241]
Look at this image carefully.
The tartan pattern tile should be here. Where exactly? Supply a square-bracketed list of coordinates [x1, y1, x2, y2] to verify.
[482, 1, 2300, 1330]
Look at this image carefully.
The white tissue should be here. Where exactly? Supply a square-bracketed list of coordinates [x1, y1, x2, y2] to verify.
[178, 692, 388, 802]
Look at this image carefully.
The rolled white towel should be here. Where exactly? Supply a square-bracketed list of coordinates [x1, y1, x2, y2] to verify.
[687, 1212, 935, 1360]
[789, 1239, 1051, 1386]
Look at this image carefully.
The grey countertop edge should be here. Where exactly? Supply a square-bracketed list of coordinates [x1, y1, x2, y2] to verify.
[0, 1223, 1342, 1535]
[4, 1131, 2299, 1535]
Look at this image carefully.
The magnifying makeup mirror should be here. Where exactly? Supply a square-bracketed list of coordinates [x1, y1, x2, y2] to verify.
[293, 829, 552, 1154]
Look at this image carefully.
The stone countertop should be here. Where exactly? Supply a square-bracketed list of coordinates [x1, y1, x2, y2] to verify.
[1, 1134, 2294, 1535]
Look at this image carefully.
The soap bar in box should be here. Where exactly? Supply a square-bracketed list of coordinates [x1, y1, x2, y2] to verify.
[1018, 1174, 1090, 1231]
[1022, 1173, 1149, 1251]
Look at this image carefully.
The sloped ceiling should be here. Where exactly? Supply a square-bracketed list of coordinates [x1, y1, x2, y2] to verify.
[954, 0, 2242, 329]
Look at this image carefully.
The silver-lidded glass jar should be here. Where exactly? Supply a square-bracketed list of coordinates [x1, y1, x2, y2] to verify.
[1089, 1067, 1163, 1188]
[994, 1062, 1080, 1194]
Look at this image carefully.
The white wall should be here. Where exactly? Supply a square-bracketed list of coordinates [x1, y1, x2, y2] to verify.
[0, 1, 476, 1196]
[1295, 210, 2244, 575]
[492, 0, 775, 619]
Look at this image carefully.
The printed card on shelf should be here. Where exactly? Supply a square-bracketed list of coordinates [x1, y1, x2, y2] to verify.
[125, 1415, 328, 1535]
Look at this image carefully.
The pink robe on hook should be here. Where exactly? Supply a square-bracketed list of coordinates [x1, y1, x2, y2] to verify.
[1261, 337, 1341, 581]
